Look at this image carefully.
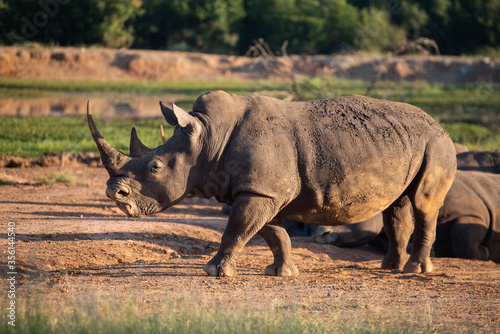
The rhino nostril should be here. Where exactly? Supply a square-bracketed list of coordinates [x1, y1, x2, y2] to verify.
[106, 186, 130, 199]
[117, 188, 130, 197]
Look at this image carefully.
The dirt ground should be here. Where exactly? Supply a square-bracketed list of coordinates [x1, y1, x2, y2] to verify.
[0, 165, 499, 332]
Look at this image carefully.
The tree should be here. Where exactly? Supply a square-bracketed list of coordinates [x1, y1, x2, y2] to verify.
[0, 0, 141, 48]
[238, 0, 360, 55]
[410, 0, 500, 54]
[132, 0, 245, 53]
[354, 7, 406, 52]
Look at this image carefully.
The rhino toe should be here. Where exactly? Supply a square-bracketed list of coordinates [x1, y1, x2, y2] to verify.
[403, 258, 433, 274]
[203, 263, 218, 276]
[264, 262, 299, 277]
[203, 258, 237, 277]
[382, 252, 409, 271]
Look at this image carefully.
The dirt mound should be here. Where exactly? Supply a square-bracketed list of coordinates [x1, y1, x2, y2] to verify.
[0, 152, 100, 168]
[1, 46, 499, 83]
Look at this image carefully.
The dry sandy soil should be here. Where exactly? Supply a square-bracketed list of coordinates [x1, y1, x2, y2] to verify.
[1, 165, 499, 332]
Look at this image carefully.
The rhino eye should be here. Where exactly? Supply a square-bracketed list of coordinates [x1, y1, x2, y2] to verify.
[149, 160, 163, 174]
[167, 157, 176, 169]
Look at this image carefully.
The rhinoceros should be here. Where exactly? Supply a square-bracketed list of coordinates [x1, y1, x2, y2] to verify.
[87, 91, 456, 276]
[435, 170, 500, 262]
[456, 149, 500, 173]
[313, 214, 384, 247]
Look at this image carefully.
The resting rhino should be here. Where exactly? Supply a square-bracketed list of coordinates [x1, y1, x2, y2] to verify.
[313, 215, 383, 247]
[87, 91, 456, 276]
[435, 170, 500, 262]
[456, 149, 500, 173]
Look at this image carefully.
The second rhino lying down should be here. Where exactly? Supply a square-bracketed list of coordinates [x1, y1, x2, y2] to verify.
[435, 170, 500, 262]
[316, 169, 500, 263]
[88, 91, 456, 276]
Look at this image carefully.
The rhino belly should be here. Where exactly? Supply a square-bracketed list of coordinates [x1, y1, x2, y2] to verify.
[281, 150, 422, 226]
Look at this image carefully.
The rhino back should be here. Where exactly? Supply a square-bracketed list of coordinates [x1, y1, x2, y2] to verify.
[285, 95, 445, 223]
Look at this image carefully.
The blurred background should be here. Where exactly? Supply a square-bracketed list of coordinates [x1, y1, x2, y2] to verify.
[1, 0, 500, 55]
[0, 0, 499, 159]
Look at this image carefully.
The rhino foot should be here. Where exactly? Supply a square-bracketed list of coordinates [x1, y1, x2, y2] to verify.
[403, 258, 433, 274]
[478, 246, 489, 260]
[203, 257, 237, 277]
[381, 252, 410, 271]
[264, 262, 299, 277]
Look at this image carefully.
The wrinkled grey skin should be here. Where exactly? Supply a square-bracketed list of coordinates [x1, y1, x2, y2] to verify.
[313, 215, 383, 247]
[88, 91, 456, 276]
[435, 170, 500, 262]
[456, 149, 500, 173]
[314, 148, 500, 249]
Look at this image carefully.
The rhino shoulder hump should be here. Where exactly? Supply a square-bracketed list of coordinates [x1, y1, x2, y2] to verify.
[193, 90, 242, 114]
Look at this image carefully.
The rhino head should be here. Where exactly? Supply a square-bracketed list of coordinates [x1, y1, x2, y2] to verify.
[87, 101, 204, 217]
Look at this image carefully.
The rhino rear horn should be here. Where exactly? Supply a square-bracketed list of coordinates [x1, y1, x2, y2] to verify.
[87, 101, 131, 173]
[130, 127, 152, 158]
[159, 101, 197, 128]
[160, 124, 167, 144]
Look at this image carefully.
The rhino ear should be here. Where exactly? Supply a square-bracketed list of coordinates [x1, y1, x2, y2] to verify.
[159, 101, 198, 129]
[129, 127, 152, 158]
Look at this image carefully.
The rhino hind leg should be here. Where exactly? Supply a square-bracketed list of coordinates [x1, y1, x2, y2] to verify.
[258, 219, 299, 277]
[381, 195, 413, 271]
[405, 137, 456, 273]
[450, 217, 489, 260]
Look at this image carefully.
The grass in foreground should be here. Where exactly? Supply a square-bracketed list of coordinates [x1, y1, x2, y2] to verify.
[0, 285, 446, 334]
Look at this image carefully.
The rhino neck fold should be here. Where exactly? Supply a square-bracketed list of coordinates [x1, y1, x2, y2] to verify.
[189, 142, 235, 203]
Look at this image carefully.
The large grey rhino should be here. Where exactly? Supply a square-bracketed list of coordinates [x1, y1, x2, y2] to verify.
[87, 91, 456, 276]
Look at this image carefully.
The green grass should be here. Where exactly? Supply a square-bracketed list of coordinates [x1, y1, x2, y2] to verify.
[37, 171, 77, 185]
[1, 77, 499, 157]
[0, 77, 287, 99]
[0, 286, 444, 334]
[0, 116, 175, 157]
[0, 178, 13, 185]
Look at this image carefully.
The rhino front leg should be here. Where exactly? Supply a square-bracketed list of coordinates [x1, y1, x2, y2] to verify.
[204, 193, 280, 277]
[257, 218, 299, 277]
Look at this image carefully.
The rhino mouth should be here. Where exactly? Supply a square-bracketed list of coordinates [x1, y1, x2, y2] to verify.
[116, 201, 140, 218]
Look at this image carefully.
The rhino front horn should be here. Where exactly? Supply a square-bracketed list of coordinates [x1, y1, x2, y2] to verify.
[87, 101, 131, 173]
